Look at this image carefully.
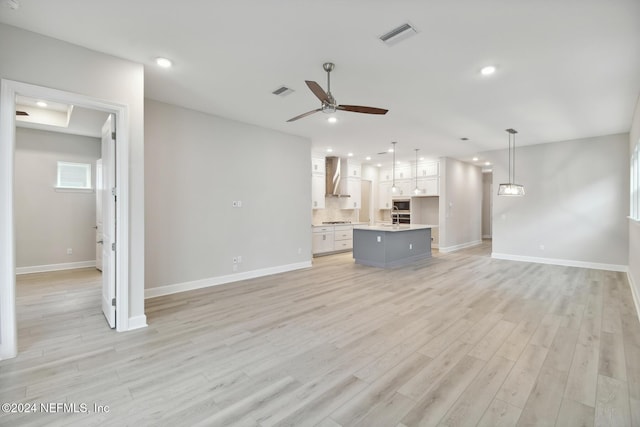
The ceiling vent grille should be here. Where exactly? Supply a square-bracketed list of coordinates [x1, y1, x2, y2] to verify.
[379, 23, 418, 46]
[272, 86, 294, 96]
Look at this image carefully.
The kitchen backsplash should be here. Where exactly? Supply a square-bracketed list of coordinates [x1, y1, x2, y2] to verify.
[312, 197, 359, 224]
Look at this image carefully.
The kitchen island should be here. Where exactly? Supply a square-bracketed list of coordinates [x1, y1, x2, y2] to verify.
[352, 224, 434, 268]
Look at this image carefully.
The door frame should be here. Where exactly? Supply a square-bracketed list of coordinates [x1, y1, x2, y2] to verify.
[0, 79, 131, 359]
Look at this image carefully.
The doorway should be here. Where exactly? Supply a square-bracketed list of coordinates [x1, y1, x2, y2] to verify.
[0, 80, 131, 360]
[359, 179, 372, 223]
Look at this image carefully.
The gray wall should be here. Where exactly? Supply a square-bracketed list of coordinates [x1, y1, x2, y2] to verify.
[439, 157, 483, 250]
[486, 133, 629, 268]
[15, 128, 100, 268]
[144, 99, 311, 290]
[0, 23, 145, 324]
[629, 95, 640, 307]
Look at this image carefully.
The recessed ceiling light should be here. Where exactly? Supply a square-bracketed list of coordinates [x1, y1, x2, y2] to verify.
[376, 163, 382, 167]
[327, 117, 337, 124]
[388, 148, 394, 153]
[419, 157, 424, 161]
[480, 65, 496, 76]
[485, 161, 491, 166]
[347, 152, 353, 157]
[36, 101, 47, 107]
[326, 148, 333, 153]
[365, 156, 372, 161]
[155, 57, 173, 68]
[472, 157, 479, 161]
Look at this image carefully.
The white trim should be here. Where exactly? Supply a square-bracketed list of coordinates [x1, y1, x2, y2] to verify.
[145, 261, 312, 299]
[491, 252, 628, 272]
[127, 315, 148, 330]
[482, 234, 492, 239]
[628, 272, 640, 323]
[439, 240, 482, 254]
[0, 79, 132, 359]
[16, 261, 96, 275]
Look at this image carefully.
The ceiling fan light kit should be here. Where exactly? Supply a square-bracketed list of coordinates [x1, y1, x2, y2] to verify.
[287, 62, 389, 122]
[498, 128, 525, 196]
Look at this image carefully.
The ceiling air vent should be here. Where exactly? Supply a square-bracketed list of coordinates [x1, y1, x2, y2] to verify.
[379, 22, 418, 46]
[272, 86, 294, 97]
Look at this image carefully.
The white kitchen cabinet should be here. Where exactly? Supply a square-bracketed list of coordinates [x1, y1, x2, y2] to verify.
[343, 160, 361, 178]
[379, 167, 393, 182]
[396, 164, 411, 180]
[378, 181, 392, 209]
[340, 177, 361, 209]
[311, 174, 325, 209]
[312, 157, 325, 175]
[416, 161, 439, 177]
[311, 156, 326, 209]
[333, 225, 353, 250]
[312, 225, 353, 255]
[312, 228, 334, 254]
[416, 177, 439, 196]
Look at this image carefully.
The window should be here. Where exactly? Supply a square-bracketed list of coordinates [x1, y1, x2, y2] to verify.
[56, 161, 92, 190]
[632, 143, 639, 220]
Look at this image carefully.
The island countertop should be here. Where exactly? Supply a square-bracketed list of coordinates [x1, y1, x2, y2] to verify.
[353, 223, 438, 232]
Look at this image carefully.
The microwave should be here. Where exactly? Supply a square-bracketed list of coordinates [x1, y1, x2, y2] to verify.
[392, 199, 410, 211]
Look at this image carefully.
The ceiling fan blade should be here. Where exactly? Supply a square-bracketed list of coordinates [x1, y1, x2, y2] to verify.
[16, 110, 29, 116]
[305, 81, 329, 103]
[286, 108, 322, 122]
[337, 105, 388, 115]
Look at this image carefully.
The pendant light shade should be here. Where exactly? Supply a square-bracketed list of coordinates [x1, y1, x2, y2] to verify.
[413, 148, 422, 195]
[498, 128, 525, 196]
[390, 141, 399, 194]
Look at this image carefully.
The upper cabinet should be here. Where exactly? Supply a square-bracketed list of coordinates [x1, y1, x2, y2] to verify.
[339, 159, 361, 209]
[417, 161, 439, 177]
[311, 156, 325, 209]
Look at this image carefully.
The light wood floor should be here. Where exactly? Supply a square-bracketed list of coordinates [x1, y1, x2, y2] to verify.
[2, 242, 640, 426]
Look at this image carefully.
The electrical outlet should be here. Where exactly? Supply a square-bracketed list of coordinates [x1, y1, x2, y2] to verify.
[377, 236, 381, 243]
[67, 248, 73, 255]
[409, 243, 413, 250]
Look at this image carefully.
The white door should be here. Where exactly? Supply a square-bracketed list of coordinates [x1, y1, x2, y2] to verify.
[101, 115, 116, 328]
[95, 159, 103, 271]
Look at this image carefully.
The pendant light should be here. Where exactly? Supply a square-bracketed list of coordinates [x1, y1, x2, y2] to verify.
[498, 128, 525, 196]
[390, 141, 399, 194]
[413, 148, 422, 195]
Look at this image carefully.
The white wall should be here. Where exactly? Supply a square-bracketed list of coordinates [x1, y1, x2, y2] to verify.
[439, 157, 483, 251]
[144, 100, 311, 294]
[0, 24, 145, 326]
[15, 128, 100, 269]
[629, 95, 640, 313]
[487, 133, 629, 270]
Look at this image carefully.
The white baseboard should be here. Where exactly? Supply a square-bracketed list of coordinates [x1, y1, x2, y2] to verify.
[127, 315, 148, 331]
[16, 260, 97, 275]
[628, 271, 640, 323]
[491, 253, 628, 273]
[145, 261, 312, 299]
[482, 235, 492, 239]
[439, 240, 483, 254]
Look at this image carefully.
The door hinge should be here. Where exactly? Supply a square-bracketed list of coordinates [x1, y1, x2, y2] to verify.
[112, 187, 117, 196]
[111, 297, 116, 306]
[111, 131, 116, 140]
[111, 242, 116, 251]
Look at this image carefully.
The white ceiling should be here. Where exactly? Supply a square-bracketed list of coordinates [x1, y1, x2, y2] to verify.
[3, 0, 639, 164]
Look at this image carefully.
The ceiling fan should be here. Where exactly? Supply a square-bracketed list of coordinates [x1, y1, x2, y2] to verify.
[287, 62, 389, 122]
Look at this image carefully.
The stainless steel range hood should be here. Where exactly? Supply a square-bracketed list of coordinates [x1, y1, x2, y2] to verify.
[325, 156, 351, 197]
